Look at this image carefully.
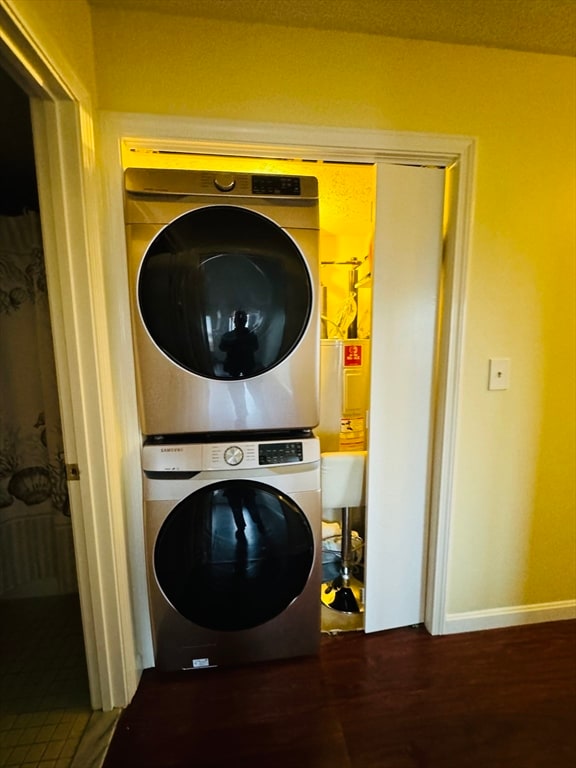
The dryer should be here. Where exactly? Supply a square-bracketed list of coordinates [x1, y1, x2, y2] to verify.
[124, 168, 320, 436]
[143, 432, 321, 670]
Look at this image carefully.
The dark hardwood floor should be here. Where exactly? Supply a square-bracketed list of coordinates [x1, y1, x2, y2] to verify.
[102, 620, 576, 767]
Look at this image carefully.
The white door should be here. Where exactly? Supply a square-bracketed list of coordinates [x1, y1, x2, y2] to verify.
[364, 163, 445, 633]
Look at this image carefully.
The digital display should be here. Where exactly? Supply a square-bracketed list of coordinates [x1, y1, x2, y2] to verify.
[258, 442, 303, 465]
[252, 175, 301, 196]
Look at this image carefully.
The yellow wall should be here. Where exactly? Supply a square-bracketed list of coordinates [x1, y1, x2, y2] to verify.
[91, 9, 575, 615]
[16, 2, 574, 617]
[4, 0, 97, 99]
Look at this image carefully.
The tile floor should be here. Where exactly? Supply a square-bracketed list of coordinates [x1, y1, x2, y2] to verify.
[0, 594, 92, 768]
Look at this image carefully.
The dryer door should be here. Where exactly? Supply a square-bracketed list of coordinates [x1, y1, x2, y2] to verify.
[154, 478, 314, 631]
[138, 205, 312, 380]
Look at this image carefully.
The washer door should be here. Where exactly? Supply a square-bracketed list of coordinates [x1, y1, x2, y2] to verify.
[154, 479, 315, 631]
[138, 205, 312, 380]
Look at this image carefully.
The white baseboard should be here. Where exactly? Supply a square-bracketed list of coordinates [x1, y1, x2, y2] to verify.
[443, 600, 576, 634]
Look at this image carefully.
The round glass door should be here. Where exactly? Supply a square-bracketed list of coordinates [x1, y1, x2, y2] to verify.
[154, 479, 315, 631]
[138, 206, 312, 380]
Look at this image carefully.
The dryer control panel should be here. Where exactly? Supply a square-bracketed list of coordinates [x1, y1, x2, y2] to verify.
[125, 167, 318, 201]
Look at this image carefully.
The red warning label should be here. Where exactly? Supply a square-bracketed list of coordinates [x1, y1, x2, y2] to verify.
[343, 344, 362, 367]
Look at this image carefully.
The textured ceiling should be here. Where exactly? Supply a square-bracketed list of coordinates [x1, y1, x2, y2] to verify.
[87, 0, 576, 57]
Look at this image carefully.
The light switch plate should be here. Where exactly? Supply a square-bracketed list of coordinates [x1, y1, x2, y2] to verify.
[488, 358, 511, 390]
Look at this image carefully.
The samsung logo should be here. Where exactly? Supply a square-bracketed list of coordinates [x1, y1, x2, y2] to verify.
[160, 447, 184, 453]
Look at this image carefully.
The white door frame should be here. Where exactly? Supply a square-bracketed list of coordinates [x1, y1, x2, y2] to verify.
[99, 113, 476, 658]
[0, 3, 138, 710]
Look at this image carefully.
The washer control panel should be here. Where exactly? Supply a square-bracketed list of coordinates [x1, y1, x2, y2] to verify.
[208, 441, 304, 469]
[258, 441, 303, 465]
[142, 436, 319, 473]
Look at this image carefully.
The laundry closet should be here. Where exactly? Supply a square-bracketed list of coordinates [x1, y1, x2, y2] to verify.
[123, 147, 378, 669]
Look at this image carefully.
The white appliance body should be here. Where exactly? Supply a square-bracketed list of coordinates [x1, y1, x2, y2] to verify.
[124, 168, 320, 437]
[143, 434, 322, 670]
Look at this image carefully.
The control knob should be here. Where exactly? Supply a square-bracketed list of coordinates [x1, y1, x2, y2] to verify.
[224, 445, 244, 466]
[213, 173, 236, 192]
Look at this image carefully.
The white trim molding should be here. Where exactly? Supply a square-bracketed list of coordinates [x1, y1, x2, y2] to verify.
[444, 600, 576, 634]
[1, 0, 139, 710]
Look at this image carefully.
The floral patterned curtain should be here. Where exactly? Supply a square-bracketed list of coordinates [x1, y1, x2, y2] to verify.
[0, 211, 75, 597]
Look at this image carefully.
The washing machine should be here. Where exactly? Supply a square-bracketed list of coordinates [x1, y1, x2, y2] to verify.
[124, 168, 320, 437]
[143, 432, 322, 670]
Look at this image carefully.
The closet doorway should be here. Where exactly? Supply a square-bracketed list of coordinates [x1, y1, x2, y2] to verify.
[0, 65, 90, 714]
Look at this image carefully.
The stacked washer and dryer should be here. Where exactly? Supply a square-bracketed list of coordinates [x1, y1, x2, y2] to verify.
[124, 168, 322, 670]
